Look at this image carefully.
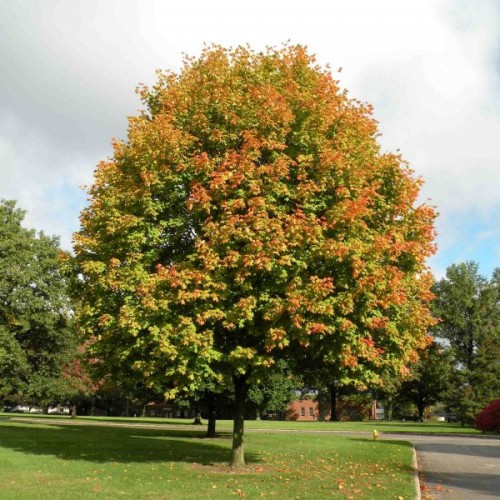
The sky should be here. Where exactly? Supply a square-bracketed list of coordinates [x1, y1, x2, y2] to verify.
[1, 0, 499, 279]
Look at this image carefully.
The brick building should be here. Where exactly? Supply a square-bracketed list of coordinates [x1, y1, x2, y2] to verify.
[286, 399, 377, 421]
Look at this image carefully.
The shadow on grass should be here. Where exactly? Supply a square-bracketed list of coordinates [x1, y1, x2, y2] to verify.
[84, 416, 197, 426]
[0, 421, 258, 466]
[1, 412, 197, 427]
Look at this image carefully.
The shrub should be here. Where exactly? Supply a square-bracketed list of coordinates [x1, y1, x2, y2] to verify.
[474, 399, 500, 432]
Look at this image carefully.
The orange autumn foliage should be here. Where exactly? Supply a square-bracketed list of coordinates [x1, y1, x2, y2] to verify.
[75, 44, 436, 397]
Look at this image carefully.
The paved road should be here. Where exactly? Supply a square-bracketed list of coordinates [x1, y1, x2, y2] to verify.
[389, 433, 500, 499]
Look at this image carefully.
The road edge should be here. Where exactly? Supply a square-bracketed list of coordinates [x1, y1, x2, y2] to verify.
[412, 445, 421, 500]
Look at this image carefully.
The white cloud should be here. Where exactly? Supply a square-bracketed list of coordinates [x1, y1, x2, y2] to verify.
[0, 0, 498, 275]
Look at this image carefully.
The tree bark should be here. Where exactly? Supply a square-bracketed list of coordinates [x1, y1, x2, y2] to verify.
[206, 393, 217, 438]
[70, 404, 77, 419]
[317, 389, 327, 422]
[385, 396, 393, 421]
[193, 408, 203, 425]
[417, 390, 425, 421]
[231, 374, 248, 468]
[328, 382, 338, 422]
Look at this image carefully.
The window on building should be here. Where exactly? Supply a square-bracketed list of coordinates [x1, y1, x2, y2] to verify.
[309, 407, 314, 417]
[300, 407, 305, 417]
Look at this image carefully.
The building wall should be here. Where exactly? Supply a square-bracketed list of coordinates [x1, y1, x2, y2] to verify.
[286, 399, 376, 421]
[287, 400, 319, 421]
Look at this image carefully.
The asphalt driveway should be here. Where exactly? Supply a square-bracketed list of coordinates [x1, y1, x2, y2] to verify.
[390, 433, 500, 499]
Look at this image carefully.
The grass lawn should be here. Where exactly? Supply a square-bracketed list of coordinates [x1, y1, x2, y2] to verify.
[0, 413, 481, 436]
[0, 418, 416, 499]
[1, 412, 481, 435]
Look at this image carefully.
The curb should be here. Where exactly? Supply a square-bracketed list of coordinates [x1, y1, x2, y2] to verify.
[412, 445, 421, 500]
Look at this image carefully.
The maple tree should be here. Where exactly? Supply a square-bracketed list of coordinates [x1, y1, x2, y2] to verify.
[75, 45, 436, 466]
[475, 399, 500, 432]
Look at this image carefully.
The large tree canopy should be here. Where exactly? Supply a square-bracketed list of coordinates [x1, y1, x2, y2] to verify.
[0, 200, 74, 405]
[75, 45, 436, 466]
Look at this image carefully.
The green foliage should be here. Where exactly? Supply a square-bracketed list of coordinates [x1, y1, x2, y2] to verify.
[75, 45, 437, 464]
[248, 360, 296, 417]
[433, 262, 500, 424]
[399, 342, 452, 419]
[0, 200, 75, 405]
[0, 325, 29, 400]
[370, 367, 405, 421]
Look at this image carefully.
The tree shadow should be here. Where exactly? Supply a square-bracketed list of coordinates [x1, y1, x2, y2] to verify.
[0, 421, 259, 466]
[2, 413, 199, 427]
[423, 471, 500, 497]
[80, 416, 198, 427]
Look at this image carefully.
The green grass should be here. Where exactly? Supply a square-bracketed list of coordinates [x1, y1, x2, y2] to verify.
[0, 418, 416, 499]
[232, 419, 481, 435]
[2, 412, 481, 435]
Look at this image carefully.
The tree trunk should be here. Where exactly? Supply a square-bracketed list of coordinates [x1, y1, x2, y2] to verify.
[329, 383, 338, 422]
[417, 405, 425, 421]
[417, 391, 425, 421]
[317, 389, 327, 422]
[193, 408, 203, 425]
[206, 393, 217, 438]
[385, 396, 393, 421]
[231, 374, 248, 468]
[207, 413, 217, 438]
[70, 404, 77, 419]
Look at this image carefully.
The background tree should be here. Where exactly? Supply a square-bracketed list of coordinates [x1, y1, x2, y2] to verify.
[370, 367, 405, 421]
[248, 359, 296, 420]
[474, 399, 500, 432]
[75, 45, 436, 467]
[298, 357, 355, 422]
[0, 325, 29, 403]
[55, 356, 99, 418]
[433, 262, 500, 424]
[0, 200, 74, 407]
[398, 342, 452, 420]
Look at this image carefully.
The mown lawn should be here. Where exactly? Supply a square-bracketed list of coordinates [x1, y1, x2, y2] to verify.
[0, 418, 416, 499]
[1, 412, 480, 435]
